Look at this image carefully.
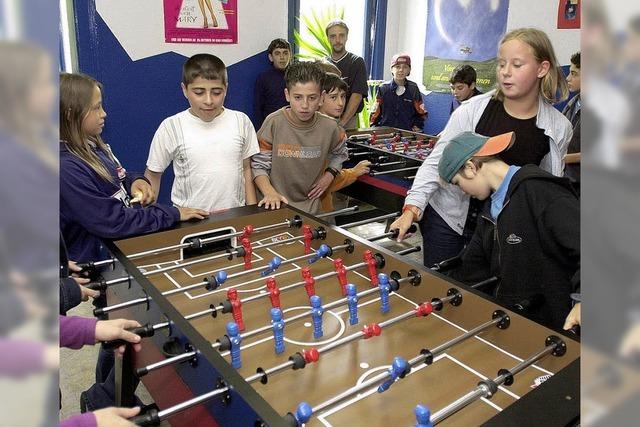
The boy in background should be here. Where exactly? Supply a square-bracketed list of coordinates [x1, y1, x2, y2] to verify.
[449, 64, 482, 113]
[318, 72, 370, 212]
[145, 54, 259, 212]
[370, 53, 427, 132]
[254, 38, 291, 129]
[438, 131, 579, 330]
[251, 61, 348, 214]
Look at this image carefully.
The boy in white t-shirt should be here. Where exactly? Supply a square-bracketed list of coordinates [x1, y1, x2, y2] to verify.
[145, 54, 259, 212]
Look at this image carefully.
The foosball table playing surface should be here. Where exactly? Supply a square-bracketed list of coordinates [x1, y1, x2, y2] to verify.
[99, 205, 579, 427]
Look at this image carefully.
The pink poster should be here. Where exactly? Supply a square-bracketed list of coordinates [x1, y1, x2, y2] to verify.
[164, 0, 238, 44]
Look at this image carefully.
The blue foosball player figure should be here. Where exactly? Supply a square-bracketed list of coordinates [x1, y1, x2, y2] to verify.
[310, 295, 324, 339]
[378, 273, 391, 313]
[271, 307, 285, 354]
[347, 283, 359, 325]
[414, 404, 432, 427]
[226, 321, 242, 369]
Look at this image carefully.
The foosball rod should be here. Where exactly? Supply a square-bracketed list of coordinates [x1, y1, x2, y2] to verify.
[369, 224, 417, 242]
[134, 270, 420, 376]
[286, 311, 510, 425]
[237, 249, 396, 306]
[214, 272, 421, 352]
[245, 289, 462, 385]
[130, 291, 454, 427]
[87, 226, 327, 290]
[340, 212, 399, 229]
[127, 216, 302, 260]
[93, 242, 351, 316]
[315, 205, 359, 218]
[429, 335, 567, 425]
[368, 165, 421, 177]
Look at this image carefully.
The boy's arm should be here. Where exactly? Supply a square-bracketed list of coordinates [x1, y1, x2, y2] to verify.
[243, 158, 257, 205]
[251, 135, 287, 209]
[412, 85, 427, 131]
[145, 121, 174, 201]
[144, 169, 163, 201]
[327, 128, 348, 172]
[539, 194, 580, 291]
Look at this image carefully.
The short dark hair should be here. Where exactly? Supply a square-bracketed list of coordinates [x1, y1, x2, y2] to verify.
[182, 54, 227, 86]
[570, 52, 581, 69]
[284, 61, 325, 90]
[449, 64, 477, 85]
[325, 19, 349, 36]
[322, 72, 348, 94]
[268, 38, 291, 54]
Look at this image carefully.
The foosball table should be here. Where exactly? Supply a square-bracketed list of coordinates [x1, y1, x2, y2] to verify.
[340, 127, 437, 212]
[89, 205, 579, 426]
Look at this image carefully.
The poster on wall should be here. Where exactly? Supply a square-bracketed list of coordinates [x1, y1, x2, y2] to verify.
[163, 0, 238, 44]
[557, 0, 580, 29]
[423, 0, 509, 93]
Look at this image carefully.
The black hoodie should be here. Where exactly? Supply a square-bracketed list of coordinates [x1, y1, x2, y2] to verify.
[449, 164, 580, 330]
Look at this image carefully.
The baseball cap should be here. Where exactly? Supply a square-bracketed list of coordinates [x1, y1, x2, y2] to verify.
[391, 54, 411, 68]
[438, 131, 515, 183]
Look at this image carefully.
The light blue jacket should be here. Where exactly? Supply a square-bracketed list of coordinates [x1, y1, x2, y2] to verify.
[404, 90, 573, 234]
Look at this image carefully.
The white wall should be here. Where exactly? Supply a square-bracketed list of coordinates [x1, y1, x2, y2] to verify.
[96, 0, 288, 64]
[384, 0, 580, 84]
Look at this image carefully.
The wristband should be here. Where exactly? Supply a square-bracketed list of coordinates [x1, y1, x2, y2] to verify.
[402, 204, 421, 222]
[325, 167, 338, 178]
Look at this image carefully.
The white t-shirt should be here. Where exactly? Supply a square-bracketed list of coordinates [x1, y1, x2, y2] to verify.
[146, 108, 259, 211]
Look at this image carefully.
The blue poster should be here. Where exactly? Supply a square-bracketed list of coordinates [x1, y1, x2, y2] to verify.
[423, 0, 509, 92]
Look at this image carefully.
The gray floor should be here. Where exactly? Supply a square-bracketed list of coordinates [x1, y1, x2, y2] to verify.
[60, 194, 424, 423]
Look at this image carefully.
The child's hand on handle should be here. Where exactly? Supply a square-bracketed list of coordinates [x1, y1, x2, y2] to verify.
[177, 207, 209, 221]
[258, 192, 289, 210]
[308, 171, 335, 200]
[562, 303, 580, 331]
[130, 179, 156, 206]
[95, 318, 142, 355]
[353, 160, 371, 177]
[94, 407, 141, 427]
[389, 209, 417, 242]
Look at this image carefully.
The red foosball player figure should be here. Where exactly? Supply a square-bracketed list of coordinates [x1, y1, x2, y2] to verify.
[266, 277, 281, 309]
[302, 224, 313, 254]
[363, 250, 379, 286]
[241, 237, 252, 269]
[227, 288, 245, 331]
[334, 258, 348, 296]
[302, 267, 316, 298]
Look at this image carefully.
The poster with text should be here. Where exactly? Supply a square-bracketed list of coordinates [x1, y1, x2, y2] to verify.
[423, 0, 509, 93]
[164, 0, 238, 44]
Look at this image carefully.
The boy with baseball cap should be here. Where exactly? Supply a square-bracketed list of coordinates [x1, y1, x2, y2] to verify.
[438, 131, 580, 330]
[370, 53, 427, 132]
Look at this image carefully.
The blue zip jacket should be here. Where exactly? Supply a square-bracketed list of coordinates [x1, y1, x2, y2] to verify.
[370, 79, 427, 131]
[60, 142, 180, 262]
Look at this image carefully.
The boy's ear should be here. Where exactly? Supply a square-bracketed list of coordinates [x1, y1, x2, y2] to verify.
[181, 82, 188, 98]
[284, 87, 290, 103]
[470, 82, 476, 90]
[463, 160, 478, 176]
[537, 60, 551, 78]
[268, 53, 274, 63]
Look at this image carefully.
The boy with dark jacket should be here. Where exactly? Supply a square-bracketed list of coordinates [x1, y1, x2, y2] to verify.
[370, 54, 427, 132]
[438, 131, 579, 330]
